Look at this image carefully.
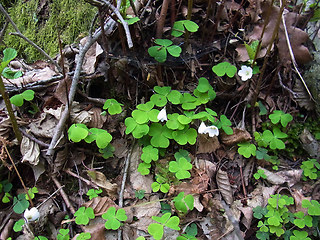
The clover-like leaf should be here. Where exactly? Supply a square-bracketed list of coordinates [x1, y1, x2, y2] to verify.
[74, 206, 95, 225]
[21, 90, 35, 101]
[172, 127, 197, 145]
[85, 128, 112, 149]
[86, 188, 102, 200]
[125, 117, 149, 139]
[68, 124, 89, 143]
[141, 145, 159, 163]
[294, 211, 313, 228]
[13, 194, 29, 214]
[174, 149, 191, 162]
[171, 20, 199, 37]
[76, 232, 91, 240]
[212, 62, 237, 78]
[102, 207, 127, 230]
[167, 90, 182, 104]
[269, 110, 293, 127]
[151, 181, 170, 193]
[13, 219, 25, 232]
[148, 46, 167, 63]
[169, 157, 192, 179]
[180, 93, 201, 110]
[166, 113, 185, 130]
[173, 192, 194, 214]
[217, 115, 233, 135]
[10, 94, 24, 107]
[167, 45, 182, 57]
[302, 199, 320, 216]
[149, 123, 173, 148]
[253, 206, 268, 219]
[148, 223, 164, 240]
[290, 230, 311, 240]
[238, 142, 256, 158]
[137, 162, 151, 175]
[103, 99, 123, 115]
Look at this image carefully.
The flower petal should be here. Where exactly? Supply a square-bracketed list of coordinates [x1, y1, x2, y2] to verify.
[198, 122, 207, 134]
[24, 207, 40, 222]
[205, 125, 219, 137]
[157, 107, 167, 122]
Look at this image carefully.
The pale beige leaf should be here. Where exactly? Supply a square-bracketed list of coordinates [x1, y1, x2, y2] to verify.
[83, 196, 116, 216]
[87, 170, 118, 197]
[197, 134, 220, 154]
[258, 167, 285, 185]
[21, 136, 40, 165]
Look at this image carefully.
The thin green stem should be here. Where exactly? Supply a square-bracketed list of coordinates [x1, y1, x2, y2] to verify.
[0, 76, 22, 144]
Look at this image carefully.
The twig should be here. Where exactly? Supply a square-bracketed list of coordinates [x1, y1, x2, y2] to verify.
[0, 4, 62, 73]
[46, 18, 116, 157]
[36, 185, 64, 209]
[156, 0, 170, 38]
[52, 175, 76, 214]
[117, 140, 135, 240]
[19, 128, 50, 148]
[65, 168, 99, 189]
[281, 9, 315, 102]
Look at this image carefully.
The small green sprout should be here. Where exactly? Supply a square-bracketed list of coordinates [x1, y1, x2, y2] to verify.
[177, 223, 198, 240]
[86, 188, 102, 200]
[26, 187, 38, 200]
[269, 110, 293, 127]
[13, 193, 29, 214]
[137, 162, 151, 175]
[152, 176, 170, 193]
[10, 90, 35, 107]
[76, 232, 91, 240]
[135, 190, 146, 200]
[148, 213, 180, 240]
[244, 40, 259, 62]
[193, 77, 216, 104]
[74, 206, 95, 225]
[57, 229, 70, 240]
[169, 157, 192, 179]
[173, 192, 194, 214]
[102, 207, 128, 230]
[102, 98, 123, 115]
[171, 20, 199, 37]
[212, 62, 237, 78]
[13, 219, 25, 232]
[1, 180, 13, 203]
[301, 159, 320, 180]
[148, 39, 182, 63]
[254, 169, 267, 180]
[237, 142, 256, 158]
[216, 115, 233, 135]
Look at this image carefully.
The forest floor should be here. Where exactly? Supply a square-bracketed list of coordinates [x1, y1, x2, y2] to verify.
[0, 0, 320, 240]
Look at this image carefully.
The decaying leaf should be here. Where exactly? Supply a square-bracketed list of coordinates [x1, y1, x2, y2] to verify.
[20, 135, 40, 165]
[86, 170, 118, 197]
[83, 196, 116, 216]
[258, 166, 285, 185]
[216, 169, 233, 204]
[197, 134, 220, 154]
[243, 159, 254, 186]
[299, 129, 320, 160]
[0, 117, 11, 139]
[88, 107, 107, 129]
[293, 78, 315, 111]
[221, 128, 252, 146]
[277, 169, 303, 187]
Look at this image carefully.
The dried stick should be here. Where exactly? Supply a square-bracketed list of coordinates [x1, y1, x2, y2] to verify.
[52, 175, 76, 214]
[0, 4, 62, 73]
[19, 128, 50, 148]
[156, 0, 170, 38]
[65, 168, 99, 189]
[118, 140, 135, 240]
[281, 9, 315, 102]
[46, 18, 116, 157]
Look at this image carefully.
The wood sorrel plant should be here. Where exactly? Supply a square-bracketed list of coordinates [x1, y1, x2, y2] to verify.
[125, 77, 233, 176]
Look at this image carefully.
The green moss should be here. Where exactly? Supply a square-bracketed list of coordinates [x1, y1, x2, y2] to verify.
[1, 0, 96, 62]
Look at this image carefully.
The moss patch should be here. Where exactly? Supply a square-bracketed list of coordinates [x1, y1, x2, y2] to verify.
[2, 0, 96, 62]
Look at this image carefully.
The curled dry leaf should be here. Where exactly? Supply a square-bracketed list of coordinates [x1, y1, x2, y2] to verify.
[0, 117, 12, 139]
[291, 189, 311, 214]
[88, 107, 107, 129]
[277, 169, 303, 187]
[258, 167, 285, 185]
[243, 159, 254, 186]
[221, 128, 252, 146]
[293, 78, 315, 111]
[216, 169, 233, 204]
[20, 136, 40, 165]
[87, 170, 118, 198]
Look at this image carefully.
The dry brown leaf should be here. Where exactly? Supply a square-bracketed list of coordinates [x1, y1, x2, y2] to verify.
[83, 196, 116, 216]
[216, 169, 233, 204]
[299, 129, 320, 160]
[243, 159, 254, 186]
[0, 117, 13, 139]
[293, 78, 315, 110]
[53, 76, 72, 105]
[197, 134, 220, 154]
[258, 166, 286, 185]
[291, 188, 311, 214]
[86, 170, 118, 197]
[88, 107, 107, 129]
[113, 138, 128, 159]
[221, 128, 252, 146]
[20, 135, 40, 165]
[277, 169, 303, 187]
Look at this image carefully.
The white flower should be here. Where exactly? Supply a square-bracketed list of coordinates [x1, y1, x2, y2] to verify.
[198, 122, 207, 134]
[24, 207, 40, 222]
[157, 107, 167, 122]
[205, 125, 219, 137]
[238, 65, 253, 81]
[198, 122, 219, 137]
